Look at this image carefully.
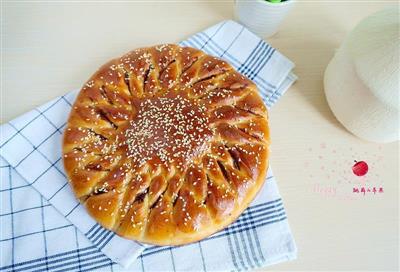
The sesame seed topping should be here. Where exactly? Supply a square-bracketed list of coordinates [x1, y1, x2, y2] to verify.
[121, 95, 212, 169]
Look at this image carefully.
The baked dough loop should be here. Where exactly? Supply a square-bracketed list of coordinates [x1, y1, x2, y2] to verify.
[63, 44, 270, 245]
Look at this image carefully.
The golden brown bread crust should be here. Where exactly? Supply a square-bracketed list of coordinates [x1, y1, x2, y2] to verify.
[63, 44, 270, 246]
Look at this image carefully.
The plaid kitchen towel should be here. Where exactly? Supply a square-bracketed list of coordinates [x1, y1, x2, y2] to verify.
[0, 20, 297, 271]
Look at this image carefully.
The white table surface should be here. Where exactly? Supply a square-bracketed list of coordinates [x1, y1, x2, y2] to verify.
[1, 1, 399, 271]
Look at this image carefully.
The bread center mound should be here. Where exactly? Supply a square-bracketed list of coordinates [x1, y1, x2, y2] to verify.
[120, 94, 213, 170]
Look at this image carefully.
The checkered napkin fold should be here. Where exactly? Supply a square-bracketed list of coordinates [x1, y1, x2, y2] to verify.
[0, 20, 297, 271]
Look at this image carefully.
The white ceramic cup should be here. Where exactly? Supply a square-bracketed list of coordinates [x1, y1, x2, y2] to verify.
[235, 0, 295, 38]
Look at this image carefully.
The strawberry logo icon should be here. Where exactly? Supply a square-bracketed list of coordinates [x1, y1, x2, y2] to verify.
[352, 160, 369, 176]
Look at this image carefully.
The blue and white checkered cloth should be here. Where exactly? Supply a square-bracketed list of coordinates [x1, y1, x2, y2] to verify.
[0, 20, 297, 272]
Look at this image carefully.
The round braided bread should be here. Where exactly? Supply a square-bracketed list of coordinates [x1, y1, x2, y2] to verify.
[63, 44, 270, 245]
